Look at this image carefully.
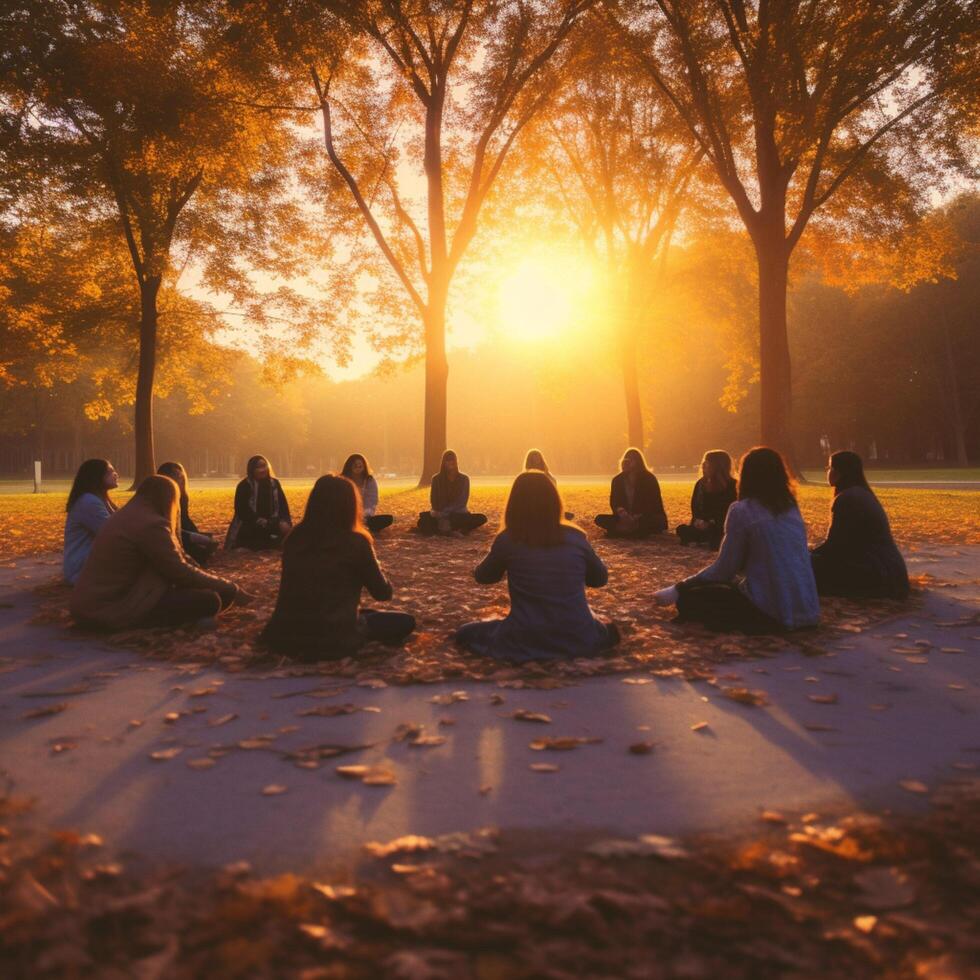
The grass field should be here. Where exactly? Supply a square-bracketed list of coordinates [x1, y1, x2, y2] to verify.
[2, 480, 977, 561]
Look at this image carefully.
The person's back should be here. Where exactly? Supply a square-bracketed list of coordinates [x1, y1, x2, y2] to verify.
[817, 485, 908, 598]
[489, 526, 603, 639]
[71, 492, 236, 629]
[267, 529, 385, 648]
[730, 498, 819, 629]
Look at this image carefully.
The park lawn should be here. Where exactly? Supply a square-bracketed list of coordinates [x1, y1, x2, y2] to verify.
[2, 481, 978, 562]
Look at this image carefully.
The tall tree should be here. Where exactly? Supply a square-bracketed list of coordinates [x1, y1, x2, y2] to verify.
[2, 0, 315, 482]
[612, 0, 975, 464]
[255, 0, 594, 485]
[538, 25, 702, 449]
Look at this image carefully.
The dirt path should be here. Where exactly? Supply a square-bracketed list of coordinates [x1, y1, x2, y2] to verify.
[0, 549, 977, 875]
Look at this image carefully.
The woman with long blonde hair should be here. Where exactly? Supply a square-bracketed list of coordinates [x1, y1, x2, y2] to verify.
[594, 447, 668, 538]
[456, 471, 618, 661]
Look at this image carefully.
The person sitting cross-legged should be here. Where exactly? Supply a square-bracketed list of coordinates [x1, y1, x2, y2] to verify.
[676, 450, 737, 550]
[810, 451, 909, 599]
[341, 453, 394, 534]
[594, 447, 668, 539]
[226, 454, 292, 550]
[653, 447, 820, 634]
[70, 475, 252, 630]
[261, 474, 415, 661]
[157, 461, 219, 565]
[416, 450, 488, 535]
[63, 458, 119, 585]
[455, 470, 619, 661]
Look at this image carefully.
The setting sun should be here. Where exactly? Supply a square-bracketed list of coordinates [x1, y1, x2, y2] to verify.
[496, 253, 596, 342]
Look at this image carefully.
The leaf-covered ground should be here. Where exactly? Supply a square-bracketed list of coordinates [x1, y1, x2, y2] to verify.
[11, 483, 978, 682]
[2, 778, 978, 978]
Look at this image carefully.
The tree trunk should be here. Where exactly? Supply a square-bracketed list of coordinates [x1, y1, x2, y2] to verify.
[619, 316, 644, 450]
[131, 276, 161, 487]
[418, 293, 449, 488]
[753, 234, 796, 471]
[938, 300, 969, 466]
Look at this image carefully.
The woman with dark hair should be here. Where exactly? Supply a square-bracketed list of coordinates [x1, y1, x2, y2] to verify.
[594, 448, 668, 538]
[810, 451, 909, 598]
[654, 447, 819, 633]
[157, 461, 218, 565]
[676, 450, 737, 549]
[226, 455, 292, 550]
[261, 475, 415, 660]
[341, 453, 393, 534]
[416, 450, 488, 535]
[456, 471, 618, 661]
[70, 475, 251, 630]
[64, 459, 119, 585]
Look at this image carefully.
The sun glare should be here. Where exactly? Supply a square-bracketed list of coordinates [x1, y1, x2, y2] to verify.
[496, 253, 595, 342]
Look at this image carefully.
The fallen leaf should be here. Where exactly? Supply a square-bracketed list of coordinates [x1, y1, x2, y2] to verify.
[149, 747, 182, 761]
[296, 703, 376, 717]
[529, 763, 560, 772]
[807, 693, 839, 705]
[898, 779, 929, 795]
[363, 835, 435, 858]
[587, 835, 688, 860]
[621, 677, 653, 685]
[187, 758, 216, 770]
[336, 764, 396, 786]
[408, 735, 447, 747]
[854, 915, 878, 934]
[261, 784, 288, 796]
[529, 736, 602, 751]
[629, 741, 656, 755]
[312, 883, 356, 901]
[721, 686, 769, 707]
[21, 703, 68, 720]
[760, 810, 787, 824]
[511, 709, 552, 724]
[429, 690, 469, 705]
[691, 721, 710, 732]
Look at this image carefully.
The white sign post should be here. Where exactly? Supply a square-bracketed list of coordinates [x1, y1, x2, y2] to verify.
[33, 460, 42, 493]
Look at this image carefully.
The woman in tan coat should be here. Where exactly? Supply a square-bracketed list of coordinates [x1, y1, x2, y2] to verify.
[71, 476, 252, 630]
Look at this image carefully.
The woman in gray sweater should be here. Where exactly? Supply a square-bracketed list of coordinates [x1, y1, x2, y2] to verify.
[654, 447, 819, 633]
[456, 471, 618, 661]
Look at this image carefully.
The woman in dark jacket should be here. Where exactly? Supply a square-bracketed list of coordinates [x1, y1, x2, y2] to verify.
[595, 448, 668, 538]
[676, 450, 737, 549]
[226, 455, 292, 550]
[456, 471, 618, 661]
[261, 474, 415, 660]
[157, 461, 218, 565]
[810, 451, 909, 599]
[417, 450, 488, 535]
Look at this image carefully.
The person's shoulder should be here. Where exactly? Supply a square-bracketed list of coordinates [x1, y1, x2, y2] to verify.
[75, 492, 106, 512]
[836, 485, 872, 504]
[561, 524, 589, 547]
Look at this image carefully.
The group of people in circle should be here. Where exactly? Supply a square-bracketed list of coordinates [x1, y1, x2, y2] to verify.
[62, 443, 909, 662]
